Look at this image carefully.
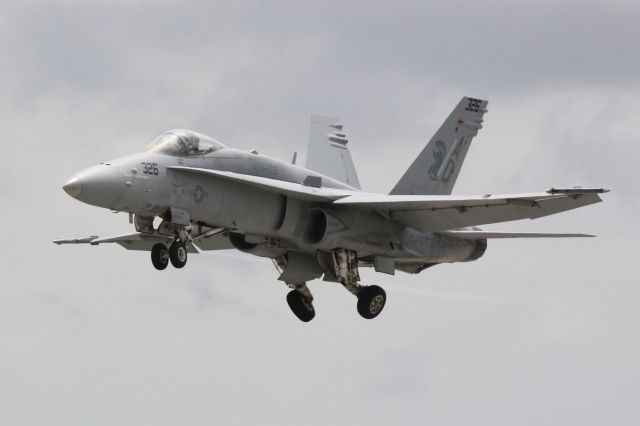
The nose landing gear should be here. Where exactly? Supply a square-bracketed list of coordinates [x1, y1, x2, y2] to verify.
[151, 239, 188, 270]
[151, 243, 170, 270]
[169, 240, 187, 268]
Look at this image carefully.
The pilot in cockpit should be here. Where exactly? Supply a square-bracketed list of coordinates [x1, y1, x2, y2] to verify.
[147, 130, 225, 156]
[176, 134, 200, 155]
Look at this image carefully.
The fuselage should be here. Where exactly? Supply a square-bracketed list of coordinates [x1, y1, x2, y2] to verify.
[63, 130, 484, 270]
[66, 146, 352, 225]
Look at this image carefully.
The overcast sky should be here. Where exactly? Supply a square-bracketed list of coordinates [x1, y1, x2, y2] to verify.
[1, 1, 639, 425]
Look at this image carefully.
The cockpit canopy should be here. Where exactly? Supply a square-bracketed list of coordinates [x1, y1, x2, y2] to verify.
[146, 129, 226, 156]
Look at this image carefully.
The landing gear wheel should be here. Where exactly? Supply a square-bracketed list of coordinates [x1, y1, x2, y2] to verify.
[169, 240, 188, 268]
[357, 285, 387, 319]
[286, 290, 315, 322]
[151, 243, 169, 270]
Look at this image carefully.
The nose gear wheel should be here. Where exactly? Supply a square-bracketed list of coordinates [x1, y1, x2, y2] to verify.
[151, 243, 169, 270]
[169, 240, 188, 268]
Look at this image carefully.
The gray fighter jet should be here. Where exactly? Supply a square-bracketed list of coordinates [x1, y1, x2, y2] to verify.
[56, 97, 607, 322]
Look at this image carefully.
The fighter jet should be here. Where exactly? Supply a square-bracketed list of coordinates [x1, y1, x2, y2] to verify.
[55, 97, 607, 322]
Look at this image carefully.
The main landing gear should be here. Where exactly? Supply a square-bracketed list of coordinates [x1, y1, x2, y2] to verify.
[286, 284, 315, 322]
[282, 249, 387, 322]
[357, 285, 387, 319]
[151, 240, 188, 270]
[284, 283, 387, 322]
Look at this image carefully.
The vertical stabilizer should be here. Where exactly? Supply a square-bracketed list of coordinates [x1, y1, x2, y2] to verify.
[390, 97, 488, 195]
[306, 114, 361, 189]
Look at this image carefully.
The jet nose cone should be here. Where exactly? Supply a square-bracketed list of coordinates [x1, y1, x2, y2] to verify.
[63, 177, 82, 198]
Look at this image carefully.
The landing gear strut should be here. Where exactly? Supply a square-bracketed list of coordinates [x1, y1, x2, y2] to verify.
[277, 249, 388, 322]
[148, 216, 192, 270]
[321, 249, 387, 320]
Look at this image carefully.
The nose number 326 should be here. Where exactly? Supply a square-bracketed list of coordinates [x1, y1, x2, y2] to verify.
[141, 162, 159, 175]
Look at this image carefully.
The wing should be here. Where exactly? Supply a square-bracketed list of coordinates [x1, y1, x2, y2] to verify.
[53, 231, 234, 252]
[54, 233, 190, 251]
[94, 233, 198, 252]
[168, 166, 354, 201]
[305, 114, 361, 189]
[334, 188, 608, 232]
[54, 236, 99, 245]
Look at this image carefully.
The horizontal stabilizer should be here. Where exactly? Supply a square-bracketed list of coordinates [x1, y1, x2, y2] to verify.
[439, 230, 595, 239]
[168, 166, 352, 201]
